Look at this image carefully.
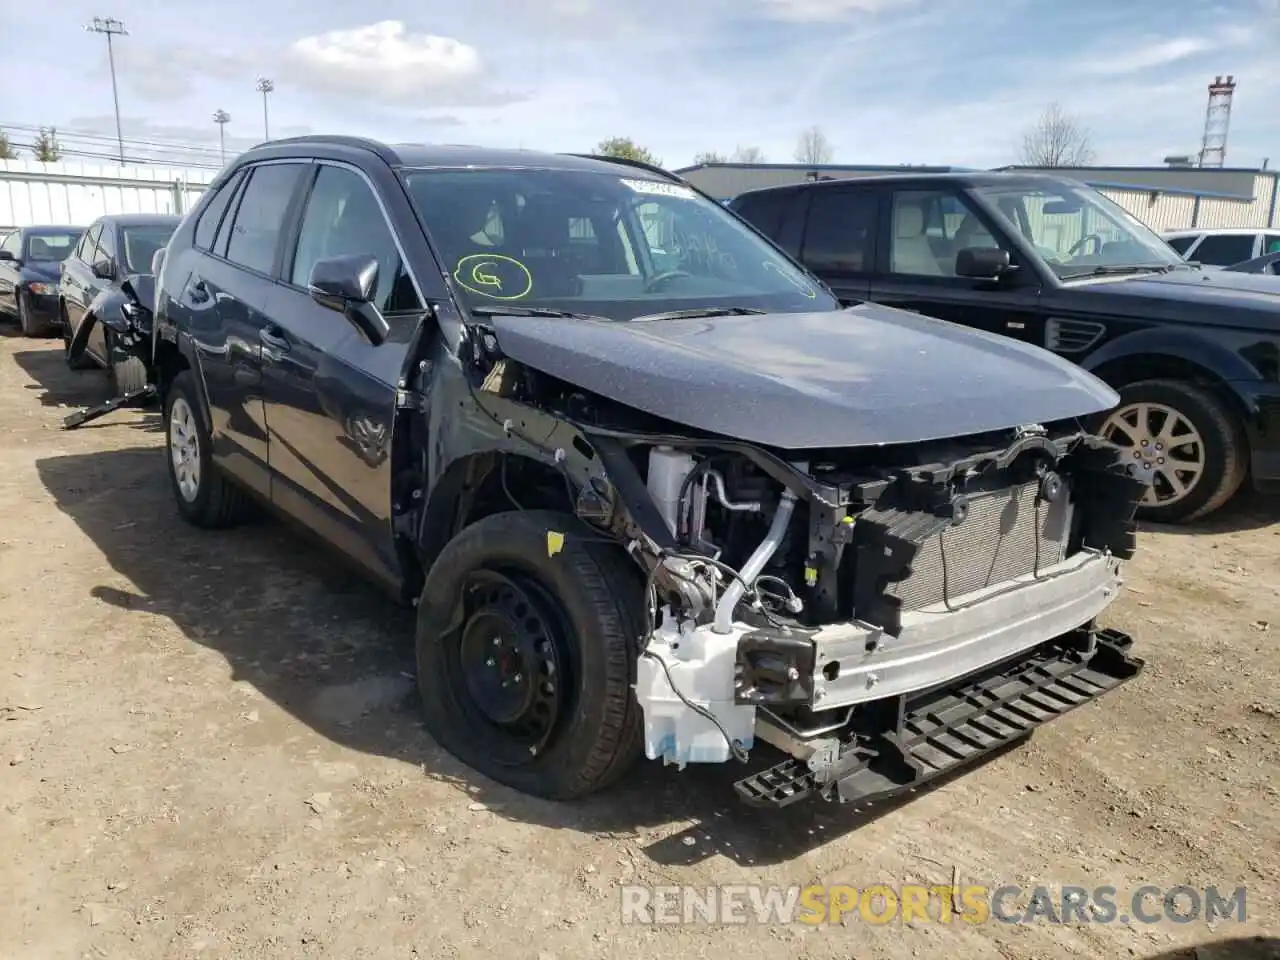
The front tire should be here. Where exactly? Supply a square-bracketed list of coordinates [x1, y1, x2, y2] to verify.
[164, 370, 250, 528]
[415, 509, 644, 800]
[1097, 378, 1248, 523]
[106, 329, 148, 395]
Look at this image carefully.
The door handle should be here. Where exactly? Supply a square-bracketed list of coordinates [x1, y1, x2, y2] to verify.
[259, 325, 291, 362]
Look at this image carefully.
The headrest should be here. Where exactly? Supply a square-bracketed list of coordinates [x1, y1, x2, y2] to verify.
[895, 204, 925, 238]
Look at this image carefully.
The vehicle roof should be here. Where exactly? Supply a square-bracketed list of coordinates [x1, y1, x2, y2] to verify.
[1161, 226, 1269, 236]
[731, 170, 1088, 199]
[98, 213, 183, 227]
[20, 224, 87, 234]
[242, 135, 675, 181]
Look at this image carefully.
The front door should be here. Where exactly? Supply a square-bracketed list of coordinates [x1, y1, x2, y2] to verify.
[865, 187, 1043, 343]
[261, 162, 423, 588]
[0, 230, 22, 308]
[61, 224, 102, 344]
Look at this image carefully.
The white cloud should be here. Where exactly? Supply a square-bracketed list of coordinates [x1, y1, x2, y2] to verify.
[1079, 37, 1212, 75]
[285, 21, 486, 102]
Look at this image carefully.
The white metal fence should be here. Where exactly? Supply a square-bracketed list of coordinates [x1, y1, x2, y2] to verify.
[0, 158, 217, 231]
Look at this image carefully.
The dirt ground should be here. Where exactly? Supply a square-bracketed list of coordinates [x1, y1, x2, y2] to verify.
[1, 328, 1277, 960]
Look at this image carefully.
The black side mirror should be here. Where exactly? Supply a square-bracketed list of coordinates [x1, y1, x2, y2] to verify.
[955, 246, 1012, 280]
[92, 259, 115, 280]
[308, 254, 390, 346]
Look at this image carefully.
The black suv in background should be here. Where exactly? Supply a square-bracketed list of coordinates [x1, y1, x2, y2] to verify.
[147, 136, 1147, 809]
[729, 173, 1280, 523]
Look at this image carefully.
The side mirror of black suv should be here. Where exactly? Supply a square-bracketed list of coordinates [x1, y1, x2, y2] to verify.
[955, 246, 1011, 280]
[308, 253, 390, 346]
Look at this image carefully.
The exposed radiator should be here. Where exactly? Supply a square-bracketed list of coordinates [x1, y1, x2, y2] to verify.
[887, 482, 1074, 611]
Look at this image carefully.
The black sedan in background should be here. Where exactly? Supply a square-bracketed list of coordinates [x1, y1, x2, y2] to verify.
[0, 225, 85, 335]
[60, 213, 180, 393]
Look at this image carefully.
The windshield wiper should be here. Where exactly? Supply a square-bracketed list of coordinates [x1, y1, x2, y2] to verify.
[468, 305, 610, 322]
[1060, 264, 1177, 279]
[631, 306, 768, 322]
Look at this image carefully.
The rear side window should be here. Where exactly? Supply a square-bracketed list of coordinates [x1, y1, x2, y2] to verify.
[732, 192, 791, 239]
[1165, 235, 1197, 255]
[1189, 233, 1255, 265]
[800, 190, 878, 273]
[193, 170, 245, 251]
[223, 162, 307, 275]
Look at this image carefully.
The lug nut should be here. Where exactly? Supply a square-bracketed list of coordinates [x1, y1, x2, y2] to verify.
[486, 657, 496, 667]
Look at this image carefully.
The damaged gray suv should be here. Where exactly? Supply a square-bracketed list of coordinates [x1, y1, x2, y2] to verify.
[152, 137, 1149, 808]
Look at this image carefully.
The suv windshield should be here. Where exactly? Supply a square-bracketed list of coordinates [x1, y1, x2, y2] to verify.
[25, 231, 82, 262]
[400, 167, 836, 320]
[972, 181, 1184, 280]
[122, 224, 176, 274]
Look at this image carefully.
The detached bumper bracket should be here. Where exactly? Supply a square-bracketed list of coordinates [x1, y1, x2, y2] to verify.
[733, 627, 1143, 809]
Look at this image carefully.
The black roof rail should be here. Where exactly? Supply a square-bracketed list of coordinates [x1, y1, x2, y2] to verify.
[248, 134, 398, 165]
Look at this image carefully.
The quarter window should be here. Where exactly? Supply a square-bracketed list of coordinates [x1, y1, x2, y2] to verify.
[193, 170, 244, 251]
[223, 162, 307, 275]
[1165, 235, 1197, 255]
[289, 165, 422, 314]
[79, 224, 103, 265]
[96, 224, 117, 265]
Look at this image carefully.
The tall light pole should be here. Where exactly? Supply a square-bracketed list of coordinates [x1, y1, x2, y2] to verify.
[212, 109, 230, 165]
[86, 17, 128, 165]
[255, 78, 274, 141]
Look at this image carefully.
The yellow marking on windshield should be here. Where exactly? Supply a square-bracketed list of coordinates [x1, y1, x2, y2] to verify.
[763, 260, 817, 298]
[454, 254, 533, 301]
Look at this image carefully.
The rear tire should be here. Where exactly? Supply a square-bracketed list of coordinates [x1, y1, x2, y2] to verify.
[1096, 378, 1248, 524]
[17, 290, 51, 337]
[415, 509, 644, 800]
[164, 370, 251, 529]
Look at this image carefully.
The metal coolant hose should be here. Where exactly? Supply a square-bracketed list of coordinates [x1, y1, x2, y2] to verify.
[712, 488, 798, 634]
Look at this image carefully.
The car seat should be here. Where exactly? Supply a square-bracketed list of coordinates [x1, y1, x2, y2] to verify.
[891, 202, 947, 276]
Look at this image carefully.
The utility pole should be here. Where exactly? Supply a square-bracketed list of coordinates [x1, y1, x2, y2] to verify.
[212, 109, 230, 164]
[86, 16, 128, 165]
[255, 78, 274, 141]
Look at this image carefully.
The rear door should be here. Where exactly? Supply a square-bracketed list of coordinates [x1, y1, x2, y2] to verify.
[261, 160, 424, 587]
[178, 159, 310, 499]
[864, 186, 1043, 341]
[793, 186, 877, 306]
[61, 223, 100, 336]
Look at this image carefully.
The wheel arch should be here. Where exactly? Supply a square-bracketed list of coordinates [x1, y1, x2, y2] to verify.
[1083, 332, 1257, 434]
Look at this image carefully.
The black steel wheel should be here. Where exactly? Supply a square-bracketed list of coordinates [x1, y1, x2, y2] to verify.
[447, 569, 571, 764]
[416, 509, 645, 800]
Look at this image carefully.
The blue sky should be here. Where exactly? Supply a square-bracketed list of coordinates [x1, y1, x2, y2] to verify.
[2, 0, 1278, 170]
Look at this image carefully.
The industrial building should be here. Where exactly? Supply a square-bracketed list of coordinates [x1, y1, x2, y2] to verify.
[673, 161, 1280, 234]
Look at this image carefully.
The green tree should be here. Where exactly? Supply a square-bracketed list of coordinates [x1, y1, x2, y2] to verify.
[0, 129, 17, 160]
[693, 150, 727, 164]
[596, 136, 661, 167]
[32, 127, 62, 163]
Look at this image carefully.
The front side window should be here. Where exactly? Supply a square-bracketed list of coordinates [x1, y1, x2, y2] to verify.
[1266, 234, 1280, 254]
[400, 167, 836, 320]
[0, 231, 20, 258]
[290, 165, 422, 315]
[1189, 233, 1256, 266]
[224, 162, 307, 275]
[121, 224, 177, 274]
[972, 181, 1184, 279]
[24, 231, 82, 262]
[888, 190, 1003, 278]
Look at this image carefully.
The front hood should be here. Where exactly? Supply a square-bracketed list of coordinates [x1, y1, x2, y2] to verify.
[488, 305, 1119, 449]
[21, 262, 60, 284]
[1075, 269, 1280, 329]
